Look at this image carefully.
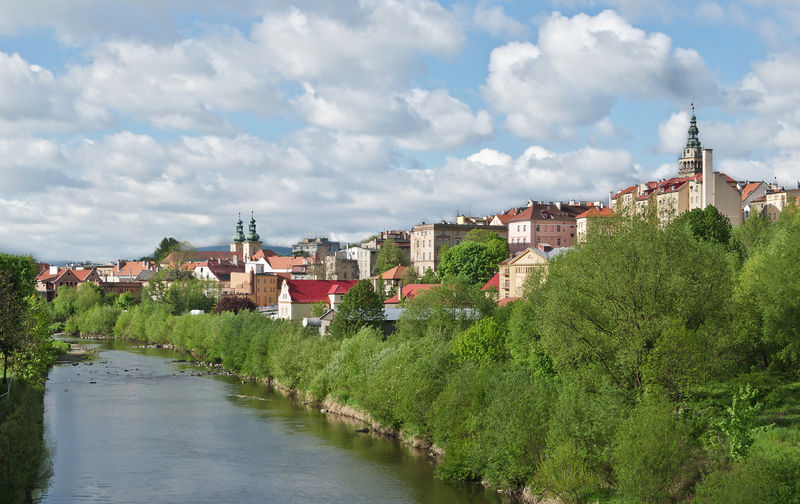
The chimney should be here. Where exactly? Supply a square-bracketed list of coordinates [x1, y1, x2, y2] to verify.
[49, 265, 59, 275]
[397, 281, 403, 302]
[702, 148, 713, 208]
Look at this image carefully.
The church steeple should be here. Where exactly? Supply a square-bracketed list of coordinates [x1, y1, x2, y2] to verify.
[232, 213, 245, 243]
[678, 103, 703, 177]
[245, 212, 260, 242]
[685, 103, 701, 149]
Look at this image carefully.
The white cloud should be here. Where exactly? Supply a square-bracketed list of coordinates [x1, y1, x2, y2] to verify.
[0, 130, 638, 261]
[472, 2, 530, 40]
[483, 10, 719, 141]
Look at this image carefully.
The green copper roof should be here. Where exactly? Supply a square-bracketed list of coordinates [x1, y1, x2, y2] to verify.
[245, 213, 260, 242]
[685, 105, 701, 149]
[232, 214, 245, 243]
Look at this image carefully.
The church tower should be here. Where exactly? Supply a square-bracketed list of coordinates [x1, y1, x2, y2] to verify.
[242, 212, 262, 261]
[678, 104, 703, 177]
[230, 213, 245, 260]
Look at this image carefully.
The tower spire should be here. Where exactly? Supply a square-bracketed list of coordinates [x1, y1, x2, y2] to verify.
[678, 103, 703, 177]
[232, 212, 245, 243]
[245, 211, 260, 242]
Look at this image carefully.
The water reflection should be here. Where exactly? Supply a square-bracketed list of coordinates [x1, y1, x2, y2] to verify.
[41, 339, 502, 504]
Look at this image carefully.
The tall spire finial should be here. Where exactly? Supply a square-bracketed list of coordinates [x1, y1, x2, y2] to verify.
[686, 103, 701, 149]
[246, 211, 260, 242]
[233, 212, 245, 243]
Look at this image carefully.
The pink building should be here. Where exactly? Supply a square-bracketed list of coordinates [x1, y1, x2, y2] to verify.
[506, 202, 590, 255]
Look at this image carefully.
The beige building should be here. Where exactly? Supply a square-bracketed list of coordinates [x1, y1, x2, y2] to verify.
[498, 244, 568, 299]
[575, 206, 615, 242]
[227, 271, 287, 307]
[506, 202, 590, 254]
[750, 187, 800, 222]
[410, 222, 507, 274]
[325, 252, 359, 280]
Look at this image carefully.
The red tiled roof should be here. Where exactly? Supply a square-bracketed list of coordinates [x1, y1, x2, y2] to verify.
[112, 260, 152, 277]
[506, 203, 590, 223]
[576, 207, 615, 219]
[492, 208, 524, 224]
[741, 182, 763, 201]
[283, 280, 357, 303]
[72, 269, 97, 281]
[327, 284, 350, 295]
[163, 250, 238, 264]
[250, 249, 278, 261]
[611, 185, 637, 200]
[384, 283, 435, 304]
[497, 297, 520, 306]
[372, 264, 406, 280]
[267, 256, 307, 270]
[481, 272, 499, 291]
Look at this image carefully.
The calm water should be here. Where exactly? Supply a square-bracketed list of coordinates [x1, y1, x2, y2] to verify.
[41, 340, 502, 504]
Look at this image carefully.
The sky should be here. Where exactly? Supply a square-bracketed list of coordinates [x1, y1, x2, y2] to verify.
[2, 0, 799, 262]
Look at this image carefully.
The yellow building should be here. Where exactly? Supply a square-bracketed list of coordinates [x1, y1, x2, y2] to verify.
[750, 188, 800, 222]
[498, 244, 567, 299]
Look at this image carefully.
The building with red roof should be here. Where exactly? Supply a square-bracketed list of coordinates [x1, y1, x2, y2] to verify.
[576, 206, 615, 242]
[371, 264, 406, 296]
[506, 201, 591, 255]
[277, 279, 357, 320]
[383, 283, 436, 308]
[610, 109, 743, 226]
[35, 266, 102, 301]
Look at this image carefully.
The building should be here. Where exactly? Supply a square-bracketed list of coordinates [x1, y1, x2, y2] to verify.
[324, 251, 359, 281]
[361, 230, 411, 256]
[371, 264, 407, 296]
[575, 206, 615, 242]
[497, 244, 568, 299]
[383, 283, 435, 308]
[750, 187, 800, 222]
[506, 202, 590, 255]
[410, 222, 507, 275]
[610, 107, 742, 226]
[246, 253, 309, 275]
[339, 246, 377, 279]
[227, 271, 287, 307]
[35, 266, 102, 301]
[277, 279, 357, 320]
[740, 181, 769, 221]
[193, 260, 244, 288]
[292, 237, 340, 258]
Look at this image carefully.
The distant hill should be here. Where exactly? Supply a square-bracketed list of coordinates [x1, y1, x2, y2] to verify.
[196, 244, 293, 256]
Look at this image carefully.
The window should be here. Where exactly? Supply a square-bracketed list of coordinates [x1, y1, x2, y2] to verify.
[557, 238, 561, 246]
[517, 225, 520, 231]
[557, 225, 561, 232]
[536, 224, 540, 232]
[523, 225, 526, 232]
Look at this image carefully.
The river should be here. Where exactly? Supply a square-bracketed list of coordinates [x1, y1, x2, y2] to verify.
[40, 339, 504, 503]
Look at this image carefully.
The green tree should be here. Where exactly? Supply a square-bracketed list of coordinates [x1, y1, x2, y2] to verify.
[51, 285, 78, 321]
[437, 241, 497, 285]
[538, 215, 735, 395]
[673, 205, 733, 247]
[213, 296, 257, 314]
[152, 237, 180, 263]
[373, 238, 409, 274]
[113, 291, 137, 310]
[0, 254, 37, 384]
[735, 210, 800, 368]
[452, 316, 508, 362]
[329, 280, 384, 338]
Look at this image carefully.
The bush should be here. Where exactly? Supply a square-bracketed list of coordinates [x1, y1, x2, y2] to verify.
[612, 392, 698, 503]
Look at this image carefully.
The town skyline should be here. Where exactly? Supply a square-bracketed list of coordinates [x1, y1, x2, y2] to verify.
[2, 1, 799, 261]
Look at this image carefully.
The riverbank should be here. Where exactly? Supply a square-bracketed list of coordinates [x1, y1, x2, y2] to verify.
[41, 338, 506, 504]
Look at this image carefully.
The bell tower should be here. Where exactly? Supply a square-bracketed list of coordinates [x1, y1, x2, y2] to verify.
[242, 212, 263, 261]
[678, 104, 703, 177]
[230, 213, 245, 259]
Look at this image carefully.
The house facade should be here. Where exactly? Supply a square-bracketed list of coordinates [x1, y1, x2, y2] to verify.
[506, 202, 590, 255]
[277, 279, 357, 320]
[498, 244, 568, 299]
[410, 222, 507, 274]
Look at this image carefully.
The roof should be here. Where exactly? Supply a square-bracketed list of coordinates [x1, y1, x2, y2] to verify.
[741, 182, 763, 201]
[611, 185, 638, 200]
[497, 297, 520, 307]
[162, 250, 238, 264]
[250, 249, 278, 261]
[267, 256, 307, 270]
[327, 284, 350, 295]
[372, 264, 407, 280]
[72, 269, 98, 281]
[481, 272, 499, 291]
[282, 280, 357, 303]
[112, 260, 153, 277]
[576, 207, 615, 219]
[506, 202, 590, 223]
[384, 283, 435, 304]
